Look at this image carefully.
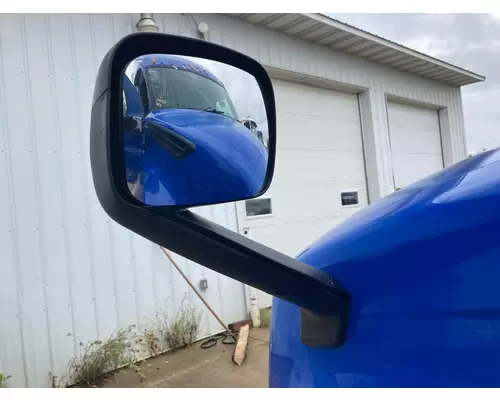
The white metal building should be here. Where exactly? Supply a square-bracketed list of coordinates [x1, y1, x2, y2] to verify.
[0, 13, 484, 387]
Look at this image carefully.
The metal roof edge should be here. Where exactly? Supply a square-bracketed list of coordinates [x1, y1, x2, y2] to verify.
[220, 13, 485, 86]
[307, 13, 485, 84]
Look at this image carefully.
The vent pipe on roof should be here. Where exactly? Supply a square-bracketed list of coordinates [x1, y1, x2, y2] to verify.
[137, 13, 159, 32]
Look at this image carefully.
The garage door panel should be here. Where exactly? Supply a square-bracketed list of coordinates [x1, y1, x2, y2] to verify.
[250, 216, 351, 257]
[277, 113, 363, 151]
[392, 154, 443, 188]
[389, 126, 443, 155]
[388, 102, 440, 131]
[274, 150, 366, 186]
[243, 79, 368, 308]
[387, 101, 443, 190]
[276, 105, 359, 123]
[247, 184, 368, 228]
[273, 78, 358, 108]
[273, 80, 360, 121]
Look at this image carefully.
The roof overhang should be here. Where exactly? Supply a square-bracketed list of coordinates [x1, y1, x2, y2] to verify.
[222, 13, 485, 87]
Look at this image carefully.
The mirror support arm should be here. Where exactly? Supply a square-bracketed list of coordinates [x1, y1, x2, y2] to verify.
[175, 210, 352, 347]
[124, 204, 351, 347]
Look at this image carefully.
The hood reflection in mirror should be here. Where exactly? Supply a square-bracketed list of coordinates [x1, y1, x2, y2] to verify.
[121, 53, 270, 208]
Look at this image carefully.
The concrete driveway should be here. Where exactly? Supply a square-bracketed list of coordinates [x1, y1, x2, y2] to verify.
[104, 327, 270, 388]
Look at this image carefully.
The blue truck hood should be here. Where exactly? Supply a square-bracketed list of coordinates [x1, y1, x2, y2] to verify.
[270, 148, 500, 388]
[141, 109, 268, 206]
[149, 108, 265, 161]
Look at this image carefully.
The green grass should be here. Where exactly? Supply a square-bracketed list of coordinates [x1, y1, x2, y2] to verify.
[259, 307, 272, 328]
[0, 373, 11, 388]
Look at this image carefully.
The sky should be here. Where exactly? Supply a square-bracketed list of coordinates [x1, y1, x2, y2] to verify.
[328, 13, 500, 154]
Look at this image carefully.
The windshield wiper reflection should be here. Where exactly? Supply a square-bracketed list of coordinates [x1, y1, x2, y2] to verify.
[203, 107, 225, 115]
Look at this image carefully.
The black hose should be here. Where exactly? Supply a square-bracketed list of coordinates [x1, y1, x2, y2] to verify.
[200, 332, 238, 349]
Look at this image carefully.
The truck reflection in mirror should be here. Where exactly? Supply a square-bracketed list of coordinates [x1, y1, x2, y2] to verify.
[121, 53, 270, 208]
[341, 191, 359, 207]
[245, 197, 272, 217]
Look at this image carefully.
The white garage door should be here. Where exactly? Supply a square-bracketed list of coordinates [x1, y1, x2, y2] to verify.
[387, 102, 444, 190]
[241, 79, 368, 309]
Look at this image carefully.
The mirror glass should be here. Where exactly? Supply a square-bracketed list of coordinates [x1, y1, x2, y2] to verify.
[121, 53, 270, 207]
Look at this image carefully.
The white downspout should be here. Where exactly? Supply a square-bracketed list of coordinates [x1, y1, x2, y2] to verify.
[136, 13, 159, 32]
[242, 227, 261, 328]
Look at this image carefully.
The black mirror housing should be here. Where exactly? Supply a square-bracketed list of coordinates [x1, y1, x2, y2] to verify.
[89, 32, 351, 347]
[91, 31, 277, 210]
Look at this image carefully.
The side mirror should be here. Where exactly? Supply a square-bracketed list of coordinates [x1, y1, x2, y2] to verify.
[90, 32, 351, 347]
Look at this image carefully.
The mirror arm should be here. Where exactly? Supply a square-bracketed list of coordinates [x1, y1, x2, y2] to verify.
[164, 208, 351, 347]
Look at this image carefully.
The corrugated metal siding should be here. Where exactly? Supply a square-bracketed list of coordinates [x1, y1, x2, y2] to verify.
[0, 14, 246, 388]
[0, 13, 470, 387]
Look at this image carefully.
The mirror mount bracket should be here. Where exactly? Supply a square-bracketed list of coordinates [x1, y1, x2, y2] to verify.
[300, 307, 350, 348]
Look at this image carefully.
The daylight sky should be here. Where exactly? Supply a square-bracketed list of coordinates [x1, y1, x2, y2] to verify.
[328, 13, 499, 154]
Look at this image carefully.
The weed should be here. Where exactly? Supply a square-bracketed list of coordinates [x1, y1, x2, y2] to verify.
[143, 328, 161, 357]
[141, 299, 202, 354]
[64, 298, 201, 387]
[259, 307, 272, 328]
[0, 373, 11, 388]
[163, 304, 201, 350]
[48, 370, 65, 388]
[68, 326, 139, 387]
